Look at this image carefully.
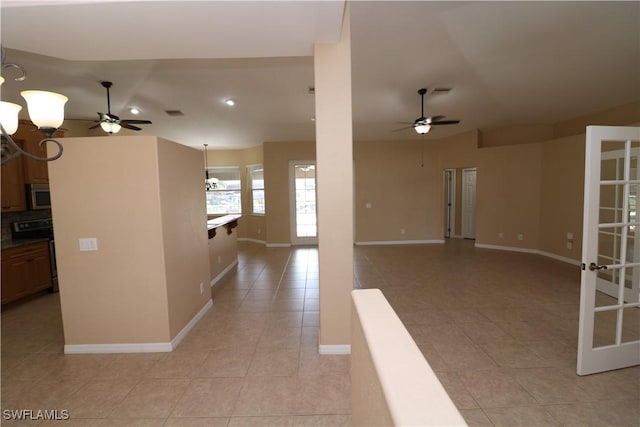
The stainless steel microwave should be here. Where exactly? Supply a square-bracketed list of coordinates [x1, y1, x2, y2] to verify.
[26, 183, 51, 210]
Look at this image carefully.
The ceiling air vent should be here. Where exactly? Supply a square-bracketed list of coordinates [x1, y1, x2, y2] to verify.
[432, 88, 452, 94]
[165, 110, 185, 117]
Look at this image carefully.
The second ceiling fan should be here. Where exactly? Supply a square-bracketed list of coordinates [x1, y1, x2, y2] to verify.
[395, 88, 460, 134]
[90, 81, 152, 134]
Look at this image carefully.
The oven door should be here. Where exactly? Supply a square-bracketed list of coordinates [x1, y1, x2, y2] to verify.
[49, 239, 58, 292]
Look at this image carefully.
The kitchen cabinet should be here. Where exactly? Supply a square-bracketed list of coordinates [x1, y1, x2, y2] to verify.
[1, 241, 52, 305]
[17, 120, 62, 184]
[1, 140, 27, 212]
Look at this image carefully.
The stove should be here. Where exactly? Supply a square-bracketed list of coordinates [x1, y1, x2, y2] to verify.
[11, 218, 54, 240]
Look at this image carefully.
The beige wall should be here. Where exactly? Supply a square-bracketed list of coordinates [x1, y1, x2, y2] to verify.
[157, 139, 211, 338]
[208, 224, 238, 284]
[539, 134, 585, 259]
[314, 4, 355, 350]
[263, 141, 316, 245]
[354, 129, 543, 249]
[49, 136, 210, 347]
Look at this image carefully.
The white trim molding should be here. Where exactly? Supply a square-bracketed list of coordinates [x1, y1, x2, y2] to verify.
[238, 237, 267, 245]
[319, 344, 351, 355]
[64, 299, 213, 354]
[210, 260, 239, 287]
[170, 299, 213, 350]
[355, 240, 445, 246]
[266, 242, 292, 248]
[474, 243, 580, 266]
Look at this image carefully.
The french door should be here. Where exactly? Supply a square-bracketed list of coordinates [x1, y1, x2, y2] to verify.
[578, 125, 640, 375]
[289, 161, 318, 245]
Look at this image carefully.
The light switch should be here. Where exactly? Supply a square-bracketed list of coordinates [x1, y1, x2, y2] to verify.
[79, 238, 98, 251]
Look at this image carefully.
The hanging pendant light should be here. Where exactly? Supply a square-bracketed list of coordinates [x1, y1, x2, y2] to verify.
[0, 46, 68, 165]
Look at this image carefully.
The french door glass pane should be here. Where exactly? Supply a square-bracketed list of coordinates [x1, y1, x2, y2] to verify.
[294, 164, 316, 238]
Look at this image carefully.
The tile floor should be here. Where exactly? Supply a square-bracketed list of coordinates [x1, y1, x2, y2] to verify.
[1, 239, 639, 426]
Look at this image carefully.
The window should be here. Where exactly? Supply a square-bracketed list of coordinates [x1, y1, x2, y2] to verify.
[248, 164, 265, 215]
[205, 167, 241, 215]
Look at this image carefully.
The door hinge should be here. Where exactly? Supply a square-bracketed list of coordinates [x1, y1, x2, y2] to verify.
[581, 263, 586, 271]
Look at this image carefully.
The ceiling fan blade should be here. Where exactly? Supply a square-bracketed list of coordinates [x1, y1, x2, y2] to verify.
[88, 124, 101, 129]
[392, 126, 415, 132]
[430, 120, 460, 125]
[120, 123, 143, 131]
[121, 119, 152, 125]
[427, 115, 446, 122]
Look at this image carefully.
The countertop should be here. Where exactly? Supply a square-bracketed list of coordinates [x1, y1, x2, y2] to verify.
[207, 214, 241, 230]
[2, 237, 50, 251]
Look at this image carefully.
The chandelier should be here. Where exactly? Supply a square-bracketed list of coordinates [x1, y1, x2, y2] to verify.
[0, 47, 68, 166]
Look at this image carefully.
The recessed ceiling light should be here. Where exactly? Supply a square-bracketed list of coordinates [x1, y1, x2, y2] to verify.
[129, 107, 140, 115]
[225, 99, 235, 106]
[311, 117, 316, 121]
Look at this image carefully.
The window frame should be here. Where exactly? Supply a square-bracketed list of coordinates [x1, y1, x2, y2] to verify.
[247, 163, 265, 216]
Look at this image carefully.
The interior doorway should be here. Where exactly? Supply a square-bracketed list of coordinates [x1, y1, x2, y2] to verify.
[289, 161, 318, 245]
[462, 168, 477, 240]
[444, 169, 456, 239]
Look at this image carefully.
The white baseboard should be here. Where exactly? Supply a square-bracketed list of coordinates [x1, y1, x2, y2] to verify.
[319, 344, 351, 355]
[64, 342, 172, 354]
[355, 240, 445, 246]
[537, 250, 581, 266]
[170, 299, 213, 350]
[238, 237, 267, 245]
[63, 299, 213, 354]
[266, 243, 292, 248]
[210, 260, 239, 287]
[475, 243, 580, 266]
[475, 243, 538, 254]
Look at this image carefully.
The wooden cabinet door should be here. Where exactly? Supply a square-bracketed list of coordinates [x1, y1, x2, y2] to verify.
[22, 137, 50, 183]
[1, 242, 52, 304]
[1, 141, 27, 212]
[19, 121, 50, 183]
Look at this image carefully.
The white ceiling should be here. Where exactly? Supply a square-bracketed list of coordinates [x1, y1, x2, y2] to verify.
[1, 1, 638, 149]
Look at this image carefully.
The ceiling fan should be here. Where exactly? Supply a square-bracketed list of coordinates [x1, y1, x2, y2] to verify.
[89, 81, 152, 134]
[395, 88, 460, 134]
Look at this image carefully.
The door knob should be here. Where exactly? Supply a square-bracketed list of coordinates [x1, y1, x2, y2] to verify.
[588, 262, 608, 271]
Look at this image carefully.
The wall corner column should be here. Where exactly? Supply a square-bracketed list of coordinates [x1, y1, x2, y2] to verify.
[313, 4, 354, 352]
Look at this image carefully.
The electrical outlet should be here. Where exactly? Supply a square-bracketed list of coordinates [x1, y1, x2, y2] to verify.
[517, 234, 524, 241]
[217, 255, 221, 265]
[498, 232, 504, 239]
[199, 282, 204, 295]
[366, 202, 372, 209]
[400, 228, 406, 235]
[257, 228, 261, 234]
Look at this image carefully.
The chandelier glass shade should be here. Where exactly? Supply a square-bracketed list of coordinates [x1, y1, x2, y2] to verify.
[0, 100, 22, 135]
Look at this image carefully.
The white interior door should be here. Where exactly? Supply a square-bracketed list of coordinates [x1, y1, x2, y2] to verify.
[290, 161, 318, 245]
[462, 168, 476, 239]
[578, 125, 640, 376]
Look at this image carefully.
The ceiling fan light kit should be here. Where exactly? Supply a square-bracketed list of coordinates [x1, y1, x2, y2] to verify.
[90, 81, 152, 134]
[394, 87, 460, 135]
